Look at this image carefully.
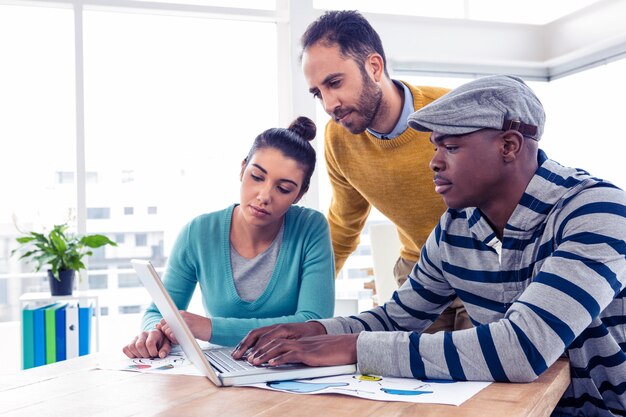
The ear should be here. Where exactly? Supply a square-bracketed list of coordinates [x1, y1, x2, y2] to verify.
[366, 53, 385, 82]
[240, 159, 247, 181]
[501, 130, 524, 163]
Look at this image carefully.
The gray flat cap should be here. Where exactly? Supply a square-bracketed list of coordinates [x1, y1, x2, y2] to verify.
[408, 75, 545, 140]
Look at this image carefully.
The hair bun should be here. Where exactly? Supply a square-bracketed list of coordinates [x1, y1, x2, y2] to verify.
[288, 116, 316, 142]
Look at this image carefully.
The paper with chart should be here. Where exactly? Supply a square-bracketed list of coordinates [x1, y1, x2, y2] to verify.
[111, 346, 490, 405]
[245, 374, 490, 405]
[114, 348, 205, 376]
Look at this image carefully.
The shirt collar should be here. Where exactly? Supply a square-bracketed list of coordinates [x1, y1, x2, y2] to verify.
[466, 150, 586, 241]
[367, 80, 414, 140]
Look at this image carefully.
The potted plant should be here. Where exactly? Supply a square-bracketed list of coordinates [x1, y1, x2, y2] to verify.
[12, 223, 117, 296]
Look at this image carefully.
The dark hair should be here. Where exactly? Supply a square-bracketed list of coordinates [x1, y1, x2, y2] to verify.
[244, 116, 317, 193]
[300, 10, 389, 77]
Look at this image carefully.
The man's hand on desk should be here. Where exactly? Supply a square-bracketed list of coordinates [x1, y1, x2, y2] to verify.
[232, 322, 358, 367]
[122, 328, 171, 359]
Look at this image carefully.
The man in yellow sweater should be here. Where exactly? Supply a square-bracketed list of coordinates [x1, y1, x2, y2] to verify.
[300, 10, 470, 332]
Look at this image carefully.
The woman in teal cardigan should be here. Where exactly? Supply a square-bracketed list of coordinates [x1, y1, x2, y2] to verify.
[123, 117, 335, 358]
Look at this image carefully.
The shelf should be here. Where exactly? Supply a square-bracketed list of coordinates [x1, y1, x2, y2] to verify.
[20, 291, 100, 303]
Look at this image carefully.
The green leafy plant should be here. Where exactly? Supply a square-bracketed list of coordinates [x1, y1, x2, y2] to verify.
[11, 223, 117, 281]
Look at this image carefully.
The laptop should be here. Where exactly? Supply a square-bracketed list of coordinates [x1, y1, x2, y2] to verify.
[131, 259, 357, 386]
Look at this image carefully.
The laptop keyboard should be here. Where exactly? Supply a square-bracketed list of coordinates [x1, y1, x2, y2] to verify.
[205, 348, 258, 372]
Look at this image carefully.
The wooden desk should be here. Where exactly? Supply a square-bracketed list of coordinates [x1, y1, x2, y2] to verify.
[0, 353, 570, 417]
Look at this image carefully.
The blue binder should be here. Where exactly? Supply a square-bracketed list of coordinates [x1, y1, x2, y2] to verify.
[55, 304, 68, 362]
[78, 303, 93, 356]
[32, 303, 56, 367]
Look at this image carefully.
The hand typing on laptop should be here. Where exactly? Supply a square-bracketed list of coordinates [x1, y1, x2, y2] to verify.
[232, 322, 358, 367]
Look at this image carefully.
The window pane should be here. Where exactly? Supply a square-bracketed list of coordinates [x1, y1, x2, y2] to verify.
[82, 10, 279, 278]
[135, 233, 148, 247]
[538, 59, 626, 190]
[0, 4, 75, 322]
[88, 274, 109, 290]
[119, 305, 142, 314]
[118, 273, 142, 288]
[87, 207, 111, 219]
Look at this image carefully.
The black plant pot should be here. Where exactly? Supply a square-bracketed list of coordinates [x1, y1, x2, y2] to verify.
[48, 269, 75, 296]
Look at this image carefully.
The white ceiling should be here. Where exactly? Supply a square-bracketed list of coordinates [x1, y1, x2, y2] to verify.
[314, 0, 602, 25]
[352, 0, 626, 80]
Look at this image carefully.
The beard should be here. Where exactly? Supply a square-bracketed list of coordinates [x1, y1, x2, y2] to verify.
[335, 71, 383, 134]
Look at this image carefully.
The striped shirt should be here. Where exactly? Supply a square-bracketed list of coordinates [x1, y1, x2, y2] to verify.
[320, 150, 626, 416]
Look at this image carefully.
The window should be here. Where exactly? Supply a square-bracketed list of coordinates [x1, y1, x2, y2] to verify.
[135, 233, 148, 247]
[57, 172, 74, 184]
[121, 170, 134, 183]
[115, 233, 125, 243]
[82, 7, 279, 296]
[118, 273, 141, 288]
[1, 3, 280, 330]
[83, 10, 279, 231]
[0, 281, 7, 304]
[87, 207, 111, 219]
[353, 246, 372, 257]
[347, 268, 374, 279]
[0, 4, 76, 324]
[119, 305, 142, 314]
[90, 246, 106, 260]
[86, 172, 99, 184]
[88, 274, 108, 290]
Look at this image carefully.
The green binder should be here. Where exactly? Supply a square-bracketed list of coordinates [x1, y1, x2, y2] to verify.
[44, 304, 65, 364]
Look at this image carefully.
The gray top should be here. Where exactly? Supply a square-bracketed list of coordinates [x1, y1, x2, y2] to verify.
[230, 223, 284, 302]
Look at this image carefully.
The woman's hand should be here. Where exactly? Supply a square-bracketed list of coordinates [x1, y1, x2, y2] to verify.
[122, 328, 171, 359]
[158, 311, 213, 343]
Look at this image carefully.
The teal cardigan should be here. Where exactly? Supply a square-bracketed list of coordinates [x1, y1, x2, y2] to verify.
[142, 204, 335, 346]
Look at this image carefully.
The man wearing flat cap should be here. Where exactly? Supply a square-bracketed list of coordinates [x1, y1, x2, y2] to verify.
[235, 75, 626, 417]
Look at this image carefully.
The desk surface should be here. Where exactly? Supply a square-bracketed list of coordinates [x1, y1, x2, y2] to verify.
[0, 353, 569, 417]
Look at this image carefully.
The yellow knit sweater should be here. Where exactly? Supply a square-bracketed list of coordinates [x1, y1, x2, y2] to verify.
[324, 82, 449, 274]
